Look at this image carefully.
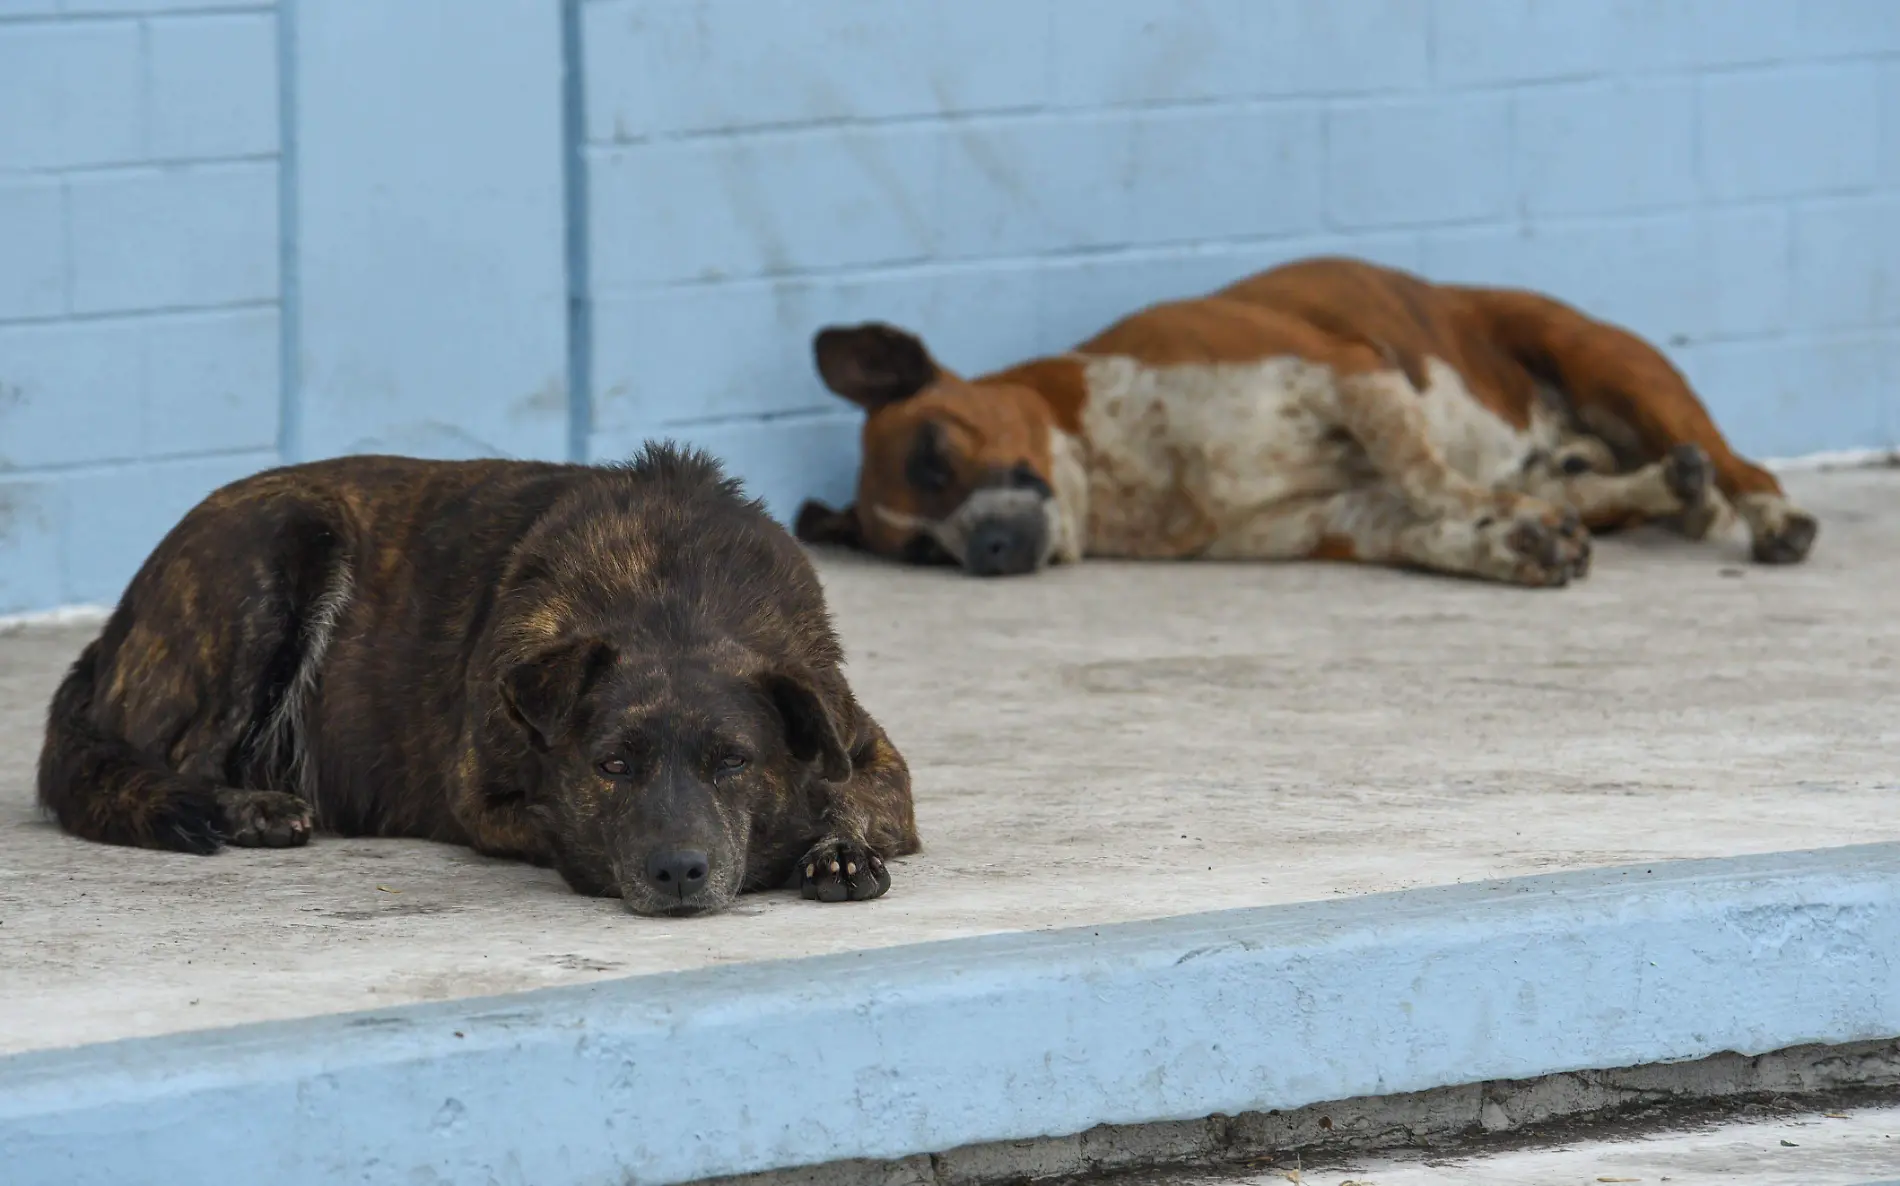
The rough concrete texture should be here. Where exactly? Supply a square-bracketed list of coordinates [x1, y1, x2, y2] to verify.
[703, 1040, 1900, 1186]
[1, 468, 1897, 1053]
[1242, 1102, 1900, 1186]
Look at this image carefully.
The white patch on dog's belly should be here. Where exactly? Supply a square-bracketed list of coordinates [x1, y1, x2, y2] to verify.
[1416, 358, 1562, 485]
[1078, 355, 1349, 557]
[1075, 354, 1558, 558]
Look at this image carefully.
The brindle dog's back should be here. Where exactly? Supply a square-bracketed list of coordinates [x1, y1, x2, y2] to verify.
[42, 455, 571, 850]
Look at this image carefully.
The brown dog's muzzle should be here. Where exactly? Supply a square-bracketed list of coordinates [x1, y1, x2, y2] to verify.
[964, 507, 1047, 577]
[954, 463, 1055, 578]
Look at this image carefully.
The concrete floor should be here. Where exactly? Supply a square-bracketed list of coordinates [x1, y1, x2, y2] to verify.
[1204, 1102, 1900, 1186]
[2, 468, 1896, 1055]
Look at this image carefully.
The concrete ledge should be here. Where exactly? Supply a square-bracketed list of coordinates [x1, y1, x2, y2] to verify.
[721, 1038, 1900, 1186]
[4, 844, 1898, 1186]
[1765, 446, 1900, 472]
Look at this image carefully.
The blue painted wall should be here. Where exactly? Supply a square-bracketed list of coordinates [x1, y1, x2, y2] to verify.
[0, 0, 281, 612]
[3, 0, 1898, 613]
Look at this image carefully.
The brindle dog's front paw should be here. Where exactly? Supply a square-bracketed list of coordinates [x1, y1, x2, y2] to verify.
[799, 837, 891, 903]
[216, 789, 314, 848]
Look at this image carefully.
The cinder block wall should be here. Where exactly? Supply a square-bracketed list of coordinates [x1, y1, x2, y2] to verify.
[3, 0, 1898, 614]
[0, 0, 280, 612]
[580, 0, 1900, 500]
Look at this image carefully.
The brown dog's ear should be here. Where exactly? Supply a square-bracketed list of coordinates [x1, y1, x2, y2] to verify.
[813, 323, 938, 409]
[500, 637, 615, 748]
[761, 670, 852, 783]
[794, 500, 862, 549]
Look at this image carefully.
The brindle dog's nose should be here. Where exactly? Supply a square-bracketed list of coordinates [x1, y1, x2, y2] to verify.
[644, 848, 709, 896]
[966, 519, 1040, 577]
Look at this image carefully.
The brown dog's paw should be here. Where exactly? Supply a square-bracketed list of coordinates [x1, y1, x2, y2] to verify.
[216, 789, 314, 848]
[1662, 443, 1713, 510]
[1752, 510, 1818, 565]
[798, 837, 891, 903]
[794, 500, 861, 548]
[1486, 502, 1592, 587]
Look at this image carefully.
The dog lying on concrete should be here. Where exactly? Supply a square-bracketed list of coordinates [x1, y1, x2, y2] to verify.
[797, 256, 1816, 586]
[38, 444, 918, 916]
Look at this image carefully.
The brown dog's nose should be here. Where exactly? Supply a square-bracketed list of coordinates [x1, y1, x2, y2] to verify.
[644, 848, 709, 896]
[966, 519, 1041, 577]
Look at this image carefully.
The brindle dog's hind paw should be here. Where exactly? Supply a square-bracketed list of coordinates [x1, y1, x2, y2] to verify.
[216, 789, 314, 848]
[798, 837, 891, 903]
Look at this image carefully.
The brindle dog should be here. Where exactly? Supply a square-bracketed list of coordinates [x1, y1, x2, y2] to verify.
[37, 443, 918, 916]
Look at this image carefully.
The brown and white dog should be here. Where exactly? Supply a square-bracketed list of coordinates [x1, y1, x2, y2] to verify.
[795, 256, 1816, 586]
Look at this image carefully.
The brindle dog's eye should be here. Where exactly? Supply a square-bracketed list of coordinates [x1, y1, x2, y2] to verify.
[598, 758, 630, 777]
[716, 753, 748, 774]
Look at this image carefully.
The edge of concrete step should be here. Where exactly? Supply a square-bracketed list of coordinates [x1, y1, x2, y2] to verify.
[3, 842, 1898, 1186]
[719, 1038, 1900, 1186]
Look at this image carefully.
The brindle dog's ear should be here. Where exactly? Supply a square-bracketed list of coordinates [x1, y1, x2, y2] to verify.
[501, 637, 615, 748]
[794, 500, 862, 549]
[761, 671, 852, 784]
[813, 323, 938, 409]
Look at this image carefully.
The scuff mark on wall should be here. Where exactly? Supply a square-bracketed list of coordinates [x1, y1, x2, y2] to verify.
[511, 375, 568, 423]
[0, 380, 25, 472]
[346, 422, 507, 460]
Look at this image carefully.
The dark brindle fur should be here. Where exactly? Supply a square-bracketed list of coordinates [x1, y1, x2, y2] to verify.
[37, 443, 919, 916]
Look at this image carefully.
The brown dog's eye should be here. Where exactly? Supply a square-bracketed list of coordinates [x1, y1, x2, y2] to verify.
[715, 753, 749, 775]
[598, 758, 630, 777]
[905, 422, 955, 494]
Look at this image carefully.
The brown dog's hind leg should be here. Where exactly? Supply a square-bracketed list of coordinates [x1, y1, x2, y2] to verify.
[1213, 485, 1591, 588]
[1323, 365, 1594, 569]
[1469, 288, 1816, 563]
[1518, 439, 1723, 537]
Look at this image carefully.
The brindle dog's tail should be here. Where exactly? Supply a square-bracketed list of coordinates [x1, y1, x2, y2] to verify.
[37, 640, 226, 854]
